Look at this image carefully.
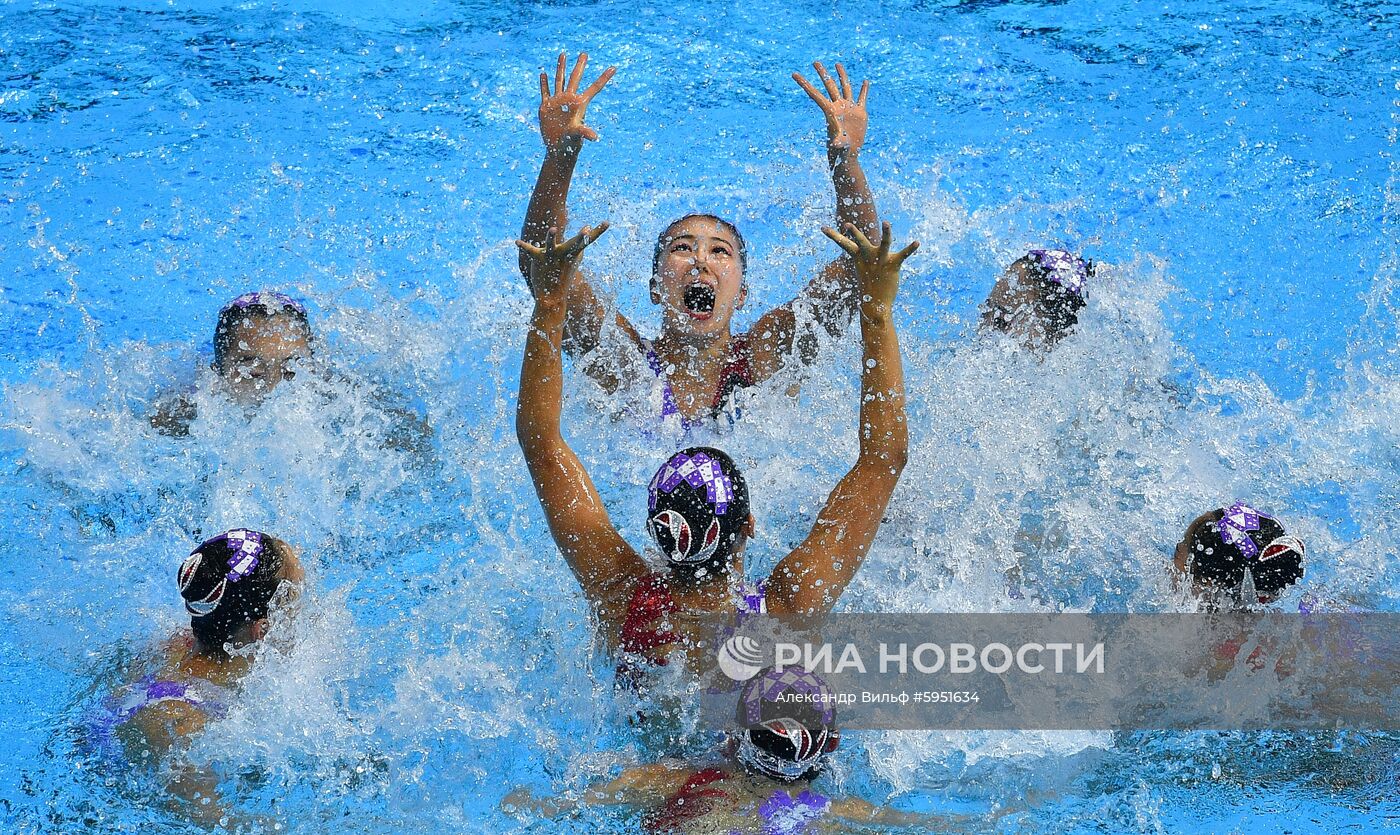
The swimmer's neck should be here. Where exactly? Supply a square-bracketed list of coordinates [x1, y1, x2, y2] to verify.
[652, 325, 734, 376]
[669, 568, 746, 612]
[184, 639, 255, 684]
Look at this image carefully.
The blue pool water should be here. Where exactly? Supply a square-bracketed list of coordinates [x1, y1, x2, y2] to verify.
[1, 0, 1396, 831]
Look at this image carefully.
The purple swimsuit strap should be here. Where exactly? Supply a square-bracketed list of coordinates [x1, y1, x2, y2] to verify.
[739, 579, 767, 615]
[756, 789, 832, 835]
[645, 345, 684, 421]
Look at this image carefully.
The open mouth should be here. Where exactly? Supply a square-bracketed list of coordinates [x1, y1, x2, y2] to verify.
[683, 283, 716, 317]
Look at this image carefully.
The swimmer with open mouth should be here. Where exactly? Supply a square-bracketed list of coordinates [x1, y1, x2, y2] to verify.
[513, 53, 887, 427]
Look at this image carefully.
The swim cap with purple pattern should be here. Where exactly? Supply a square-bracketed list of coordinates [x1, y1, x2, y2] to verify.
[221, 291, 307, 317]
[649, 450, 735, 515]
[1028, 249, 1089, 297]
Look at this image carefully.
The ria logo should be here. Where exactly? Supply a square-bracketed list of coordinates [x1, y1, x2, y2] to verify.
[717, 634, 765, 681]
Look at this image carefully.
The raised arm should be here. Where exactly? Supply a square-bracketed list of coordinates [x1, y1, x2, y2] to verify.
[748, 62, 880, 378]
[518, 53, 632, 362]
[515, 223, 650, 638]
[766, 222, 915, 616]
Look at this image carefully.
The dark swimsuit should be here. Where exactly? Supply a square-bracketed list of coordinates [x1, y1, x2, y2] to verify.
[645, 336, 756, 428]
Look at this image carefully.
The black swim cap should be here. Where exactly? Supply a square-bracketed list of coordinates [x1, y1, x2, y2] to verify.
[735, 667, 839, 782]
[1184, 503, 1305, 600]
[177, 529, 288, 652]
[646, 447, 750, 585]
[1014, 250, 1091, 345]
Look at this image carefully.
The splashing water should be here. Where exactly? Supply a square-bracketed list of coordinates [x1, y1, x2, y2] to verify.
[2, 0, 1396, 831]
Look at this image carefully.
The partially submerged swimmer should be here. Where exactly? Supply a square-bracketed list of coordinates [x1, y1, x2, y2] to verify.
[518, 53, 883, 428]
[1172, 502, 1306, 609]
[150, 291, 315, 436]
[504, 668, 950, 833]
[148, 292, 432, 456]
[90, 529, 304, 824]
[516, 221, 914, 676]
[980, 249, 1091, 351]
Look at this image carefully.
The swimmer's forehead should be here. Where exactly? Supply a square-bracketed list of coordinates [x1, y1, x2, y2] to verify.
[662, 217, 739, 246]
[225, 317, 311, 356]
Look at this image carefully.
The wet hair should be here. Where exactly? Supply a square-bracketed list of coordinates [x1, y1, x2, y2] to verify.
[212, 292, 313, 372]
[646, 446, 751, 586]
[176, 530, 291, 653]
[1183, 507, 1305, 601]
[1012, 252, 1090, 345]
[652, 214, 749, 277]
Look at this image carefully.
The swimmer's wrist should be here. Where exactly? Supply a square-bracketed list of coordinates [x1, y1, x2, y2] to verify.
[827, 145, 859, 167]
[544, 141, 583, 161]
[532, 295, 568, 317]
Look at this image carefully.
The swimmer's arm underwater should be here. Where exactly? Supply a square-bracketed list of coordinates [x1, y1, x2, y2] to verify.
[515, 224, 651, 642]
[502, 762, 693, 818]
[518, 53, 639, 380]
[126, 700, 233, 827]
[747, 62, 881, 380]
[766, 222, 915, 616]
[828, 796, 1006, 832]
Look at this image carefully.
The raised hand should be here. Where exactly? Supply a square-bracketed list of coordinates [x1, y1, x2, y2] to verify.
[792, 61, 869, 156]
[537, 52, 616, 154]
[516, 222, 610, 301]
[822, 221, 918, 315]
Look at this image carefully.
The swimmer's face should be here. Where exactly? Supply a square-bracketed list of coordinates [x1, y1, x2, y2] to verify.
[216, 314, 313, 405]
[980, 261, 1052, 350]
[652, 217, 746, 338]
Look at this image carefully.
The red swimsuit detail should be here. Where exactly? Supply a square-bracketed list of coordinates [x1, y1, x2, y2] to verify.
[644, 767, 733, 833]
[646, 336, 756, 425]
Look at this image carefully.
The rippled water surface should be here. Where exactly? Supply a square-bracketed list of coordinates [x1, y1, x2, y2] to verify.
[1, 0, 1396, 831]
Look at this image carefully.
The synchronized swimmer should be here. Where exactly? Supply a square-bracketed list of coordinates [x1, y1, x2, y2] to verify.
[92, 48, 1342, 831]
[518, 54, 882, 428]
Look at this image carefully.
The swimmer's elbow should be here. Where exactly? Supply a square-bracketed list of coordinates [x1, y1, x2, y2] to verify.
[889, 444, 909, 475]
[515, 411, 563, 461]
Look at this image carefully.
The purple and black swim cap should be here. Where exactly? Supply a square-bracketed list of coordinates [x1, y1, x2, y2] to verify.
[1000, 249, 1092, 345]
[177, 529, 288, 651]
[735, 667, 839, 781]
[1184, 502, 1306, 601]
[1026, 249, 1091, 299]
[646, 447, 750, 584]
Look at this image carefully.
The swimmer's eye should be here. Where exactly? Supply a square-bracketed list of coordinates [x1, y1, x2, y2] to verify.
[670, 242, 693, 253]
[711, 245, 731, 257]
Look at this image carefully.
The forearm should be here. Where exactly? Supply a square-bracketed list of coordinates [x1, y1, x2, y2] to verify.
[519, 149, 580, 277]
[829, 150, 878, 237]
[856, 304, 907, 468]
[516, 299, 568, 450]
[802, 152, 877, 335]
